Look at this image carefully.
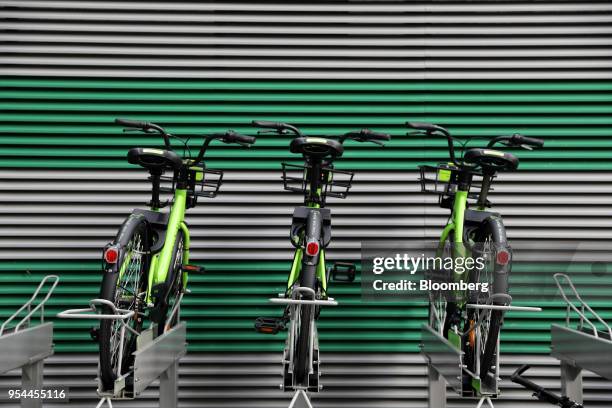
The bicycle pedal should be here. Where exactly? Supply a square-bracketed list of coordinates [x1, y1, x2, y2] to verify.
[330, 261, 356, 282]
[182, 264, 205, 274]
[254, 317, 286, 334]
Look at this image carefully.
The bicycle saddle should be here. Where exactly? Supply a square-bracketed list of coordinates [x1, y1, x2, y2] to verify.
[127, 147, 183, 171]
[463, 148, 519, 172]
[290, 137, 344, 159]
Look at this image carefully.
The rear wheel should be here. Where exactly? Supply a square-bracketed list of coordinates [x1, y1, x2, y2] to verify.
[293, 263, 316, 385]
[429, 222, 508, 392]
[471, 226, 508, 386]
[99, 215, 149, 391]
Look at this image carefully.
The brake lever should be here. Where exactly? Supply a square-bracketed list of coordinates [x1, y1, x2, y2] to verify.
[520, 144, 533, 151]
[369, 139, 384, 146]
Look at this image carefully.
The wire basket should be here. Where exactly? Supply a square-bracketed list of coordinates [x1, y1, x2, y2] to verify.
[419, 164, 487, 202]
[281, 163, 355, 200]
[159, 166, 224, 199]
[190, 166, 224, 198]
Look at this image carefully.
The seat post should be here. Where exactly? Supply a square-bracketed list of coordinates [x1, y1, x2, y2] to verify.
[149, 169, 162, 209]
[477, 172, 494, 209]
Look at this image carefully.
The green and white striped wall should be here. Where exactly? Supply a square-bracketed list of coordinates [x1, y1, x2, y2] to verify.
[1, 1, 612, 406]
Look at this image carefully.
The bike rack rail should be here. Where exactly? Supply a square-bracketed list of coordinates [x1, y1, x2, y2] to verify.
[422, 297, 541, 408]
[57, 295, 187, 408]
[549, 273, 612, 405]
[0, 275, 60, 408]
[270, 286, 337, 407]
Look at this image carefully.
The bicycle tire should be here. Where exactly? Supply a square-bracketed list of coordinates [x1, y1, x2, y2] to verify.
[471, 220, 509, 386]
[157, 229, 185, 336]
[293, 263, 316, 385]
[479, 310, 503, 383]
[99, 214, 149, 391]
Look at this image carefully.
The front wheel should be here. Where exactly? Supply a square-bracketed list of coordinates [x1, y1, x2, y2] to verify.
[98, 215, 149, 391]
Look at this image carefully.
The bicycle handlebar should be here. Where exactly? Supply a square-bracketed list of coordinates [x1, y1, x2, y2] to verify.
[341, 128, 391, 145]
[115, 118, 171, 149]
[252, 120, 302, 136]
[115, 119, 256, 164]
[210, 130, 256, 146]
[226, 130, 257, 145]
[487, 134, 545, 149]
[406, 121, 457, 164]
[406, 121, 544, 165]
[253, 120, 389, 146]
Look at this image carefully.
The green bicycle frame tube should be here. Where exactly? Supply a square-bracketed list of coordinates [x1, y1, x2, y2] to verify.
[287, 248, 303, 288]
[180, 221, 190, 289]
[318, 250, 327, 292]
[452, 190, 468, 244]
[146, 189, 187, 302]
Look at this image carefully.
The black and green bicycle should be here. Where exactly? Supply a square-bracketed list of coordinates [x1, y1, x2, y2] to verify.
[409, 121, 544, 397]
[253, 120, 390, 391]
[96, 119, 255, 392]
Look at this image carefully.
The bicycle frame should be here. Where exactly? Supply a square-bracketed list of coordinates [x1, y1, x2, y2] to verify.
[116, 188, 191, 305]
[437, 189, 469, 303]
[286, 175, 328, 294]
[436, 174, 493, 304]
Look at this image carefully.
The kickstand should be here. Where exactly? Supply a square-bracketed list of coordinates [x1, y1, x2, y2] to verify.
[96, 397, 113, 408]
[288, 390, 313, 408]
[476, 396, 495, 408]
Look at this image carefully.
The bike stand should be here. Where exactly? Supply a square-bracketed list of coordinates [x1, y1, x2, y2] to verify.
[269, 287, 338, 399]
[421, 302, 541, 408]
[549, 273, 612, 405]
[0, 275, 60, 408]
[288, 389, 314, 408]
[57, 296, 187, 408]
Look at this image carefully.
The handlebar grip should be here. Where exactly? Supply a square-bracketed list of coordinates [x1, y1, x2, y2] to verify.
[406, 121, 450, 136]
[226, 130, 256, 145]
[513, 134, 545, 148]
[361, 128, 391, 141]
[252, 120, 283, 129]
[115, 118, 148, 129]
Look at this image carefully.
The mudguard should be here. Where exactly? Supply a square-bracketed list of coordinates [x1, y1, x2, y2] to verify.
[290, 206, 331, 248]
[463, 209, 510, 297]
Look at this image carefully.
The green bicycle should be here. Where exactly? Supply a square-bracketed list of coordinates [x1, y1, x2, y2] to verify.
[408, 121, 544, 396]
[253, 120, 390, 391]
[96, 118, 255, 392]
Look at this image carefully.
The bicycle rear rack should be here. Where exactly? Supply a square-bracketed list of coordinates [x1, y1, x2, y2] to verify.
[547, 273, 612, 405]
[0, 275, 60, 408]
[57, 295, 187, 407]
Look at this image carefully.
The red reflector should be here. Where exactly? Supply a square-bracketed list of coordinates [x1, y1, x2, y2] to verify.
[496, 249, 510, 266]
[306, 241, 320, 256]
[104, 247, 119, 264]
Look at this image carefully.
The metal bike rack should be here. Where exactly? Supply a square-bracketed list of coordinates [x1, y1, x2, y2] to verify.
[0, 275, 60, 408]
[549, 273, 612, 405]
[270, 286, 338, 407]
[421, 300, 541, 408]
[57, 295, 187, 408]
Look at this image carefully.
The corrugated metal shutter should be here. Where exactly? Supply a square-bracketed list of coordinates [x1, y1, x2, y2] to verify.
[1, 0, 612, 406]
